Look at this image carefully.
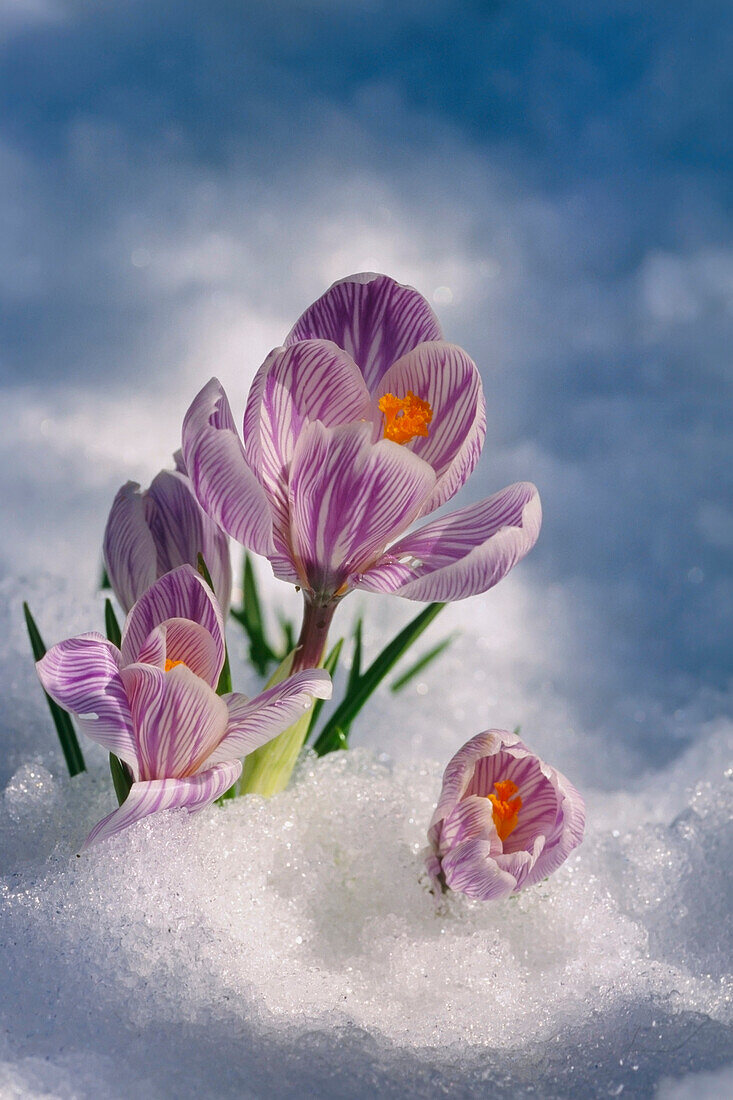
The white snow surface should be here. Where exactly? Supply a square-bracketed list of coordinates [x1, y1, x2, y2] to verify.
[1, 573, 731, 1100]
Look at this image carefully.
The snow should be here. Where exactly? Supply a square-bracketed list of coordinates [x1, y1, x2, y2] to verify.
[0, 573, 730, 1099]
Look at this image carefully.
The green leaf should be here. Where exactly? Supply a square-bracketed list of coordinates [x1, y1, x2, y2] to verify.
[229, 553, 281, 676]
[306, 636, 343, 738]
[277, 613, 296, 659]
[104, 598, 122, 648]
[346, 617, 363, 698]
[23, 602, 86, 776]
[390, 633, 456, 692]
[100, 564, 111, 590]
[197, 553, 232, 695]
[312, 601, 446, 756]
[109, 753, 132, 806]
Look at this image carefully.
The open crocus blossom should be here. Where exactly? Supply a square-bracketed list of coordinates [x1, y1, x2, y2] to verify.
[426, 730, 585, 900]
[35, 565, 331, 847]
[181, 273, 541, 665]
[103, 454, 232, 615]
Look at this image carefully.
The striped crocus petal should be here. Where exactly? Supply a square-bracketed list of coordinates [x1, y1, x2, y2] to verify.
[181, 377, 275, 557]
[36, 633, 138, 772]
[121, 663, 229, 781]
[441, 837, 517, 901]
[376, 341, 486, 514]
[80, 761, 242, 850]
[523, 775, 586, 889]
[205, 669, 332, 765]
[135, 618, 223, 688]
[146, 468, 232, 615]
[285, 273, 444, 393]
[357, 482, 542, 602]
[288, 421, 436, 599]
[120, 565, 224, 682]
[428, 730, 518, 846]
[103, 482, 158, 614]
[242, 339, 373, 541]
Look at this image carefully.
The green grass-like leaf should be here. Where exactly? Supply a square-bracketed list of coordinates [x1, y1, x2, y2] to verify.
[104, 598, 122, 648]
[23, 602, 86, 776]
[390, 633, 456, 692]
[312, 602, 446, 756]
[109, 753, 132, 806]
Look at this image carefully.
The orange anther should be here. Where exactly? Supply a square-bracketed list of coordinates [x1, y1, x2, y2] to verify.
[488, 779, 522, 842]
[378, 391, 432, 445]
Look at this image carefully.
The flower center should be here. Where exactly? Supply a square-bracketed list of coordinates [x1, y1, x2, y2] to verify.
[164, 658, 186, 672]
[488, 779, 522, 842]
[378, 391, 433, 444]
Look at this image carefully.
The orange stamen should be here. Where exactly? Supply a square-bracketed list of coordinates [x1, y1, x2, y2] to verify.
[164, 658, 186, 672]
[378, 391, 433, 445]
[488, 779, 522, 842]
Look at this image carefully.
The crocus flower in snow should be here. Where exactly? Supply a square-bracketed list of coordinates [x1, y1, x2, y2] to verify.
[426, 730, 585, 900]
[36, 566, 331, 847]
[103, 454, 232, 615]
[182, 273, 540, 668]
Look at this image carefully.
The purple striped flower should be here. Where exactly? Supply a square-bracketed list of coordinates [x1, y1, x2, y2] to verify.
[35, 565, 331, 848]
[103, 455, 232, 615]
[426, 730, 585, 901]
[181, 273, 541, 618]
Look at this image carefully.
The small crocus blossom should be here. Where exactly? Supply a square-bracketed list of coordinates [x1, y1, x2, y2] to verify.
[103, 454, 232, 615]
[36, 565, 331, 847]
[426, 730, 585, 900]
[182, 273, 541, 608]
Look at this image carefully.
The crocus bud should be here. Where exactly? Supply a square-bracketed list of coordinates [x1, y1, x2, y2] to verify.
[427, 730, 585, 900]
[103, 462, 232, 615]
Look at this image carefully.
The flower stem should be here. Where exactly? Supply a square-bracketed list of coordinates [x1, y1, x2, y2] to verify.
[238, 594, 338, 797]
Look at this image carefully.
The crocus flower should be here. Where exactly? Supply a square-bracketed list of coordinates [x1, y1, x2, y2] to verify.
[103, 454, 232, 615]
[36, 565, 331, 847]
[426, 730, 585, 900]
[181, 273, 540, 635]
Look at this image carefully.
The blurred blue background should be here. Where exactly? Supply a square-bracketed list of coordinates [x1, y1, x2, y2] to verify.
[1, 0, 731, 778]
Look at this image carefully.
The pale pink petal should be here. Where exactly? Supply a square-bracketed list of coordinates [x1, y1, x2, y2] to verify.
[524, 776, 586, 888]
[121, 663, 229, 781]
[438, 794, 500, 853]
[357, 483, 542, 602]
[102, 482, 157, 614]
[441, 838, 517, 900]
[285, 273, 443, 393]
[36, 634, 137, 772]
[146, 469, 232, 614]
[80, 762, 241, 849]
[376, 341, 486, 513]
[181, 377, 275, 556]
[428, 730, 519, 840]
[243, 340, 373, 543]
[205, 669, 332, 765]
[287, 420, 435, 599]
[120, 565, 224, 680]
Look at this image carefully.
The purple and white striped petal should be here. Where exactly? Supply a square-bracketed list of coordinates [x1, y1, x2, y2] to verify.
[205, 669, 332, 765]
[151, 618, 223, 688]
[146, 468, 232, 615]
[80, 762, 241, 850]
[36, 634, 137, 772]
[103, 482, 158, 614]
[288, 421, 436, 599]
[523, 775, 586, 888]
[438, 794, 501, 853]
[357, 482, 542, 602]
[120, 565, 224, 680]
[376, 342, 486, 514]
[441, 838, 517, 901]
[243, 340, 373, 541]
[121, 663, 229, 781]
[181, 377, 275, 556]
[285, 273, 444, 393]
